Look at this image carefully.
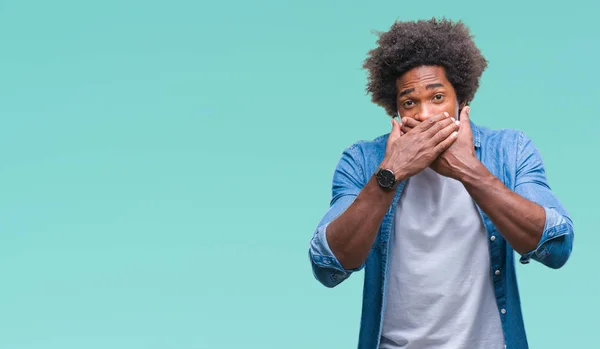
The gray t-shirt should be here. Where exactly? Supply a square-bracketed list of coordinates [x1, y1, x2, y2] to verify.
[380, 167, 505, 349]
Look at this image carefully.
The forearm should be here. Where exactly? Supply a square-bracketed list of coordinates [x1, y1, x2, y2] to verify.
[326, 174, 397, 270]
[459, 161, 545, 254]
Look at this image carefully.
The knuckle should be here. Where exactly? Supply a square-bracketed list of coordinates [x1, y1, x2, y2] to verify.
[436, 131, 446, 143]
[434, 121, 447, 133]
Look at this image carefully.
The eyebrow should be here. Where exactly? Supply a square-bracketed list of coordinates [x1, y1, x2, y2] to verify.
[398, 83, 445, 98]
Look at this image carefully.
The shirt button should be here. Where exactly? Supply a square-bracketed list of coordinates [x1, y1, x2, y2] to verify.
[501, 308, 507, 314]
[495, 270, 501, 275]
[490, 235, 496, 241]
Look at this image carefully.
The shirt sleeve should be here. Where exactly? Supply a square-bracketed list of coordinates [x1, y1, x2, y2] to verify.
[514, 131, 574, 269]
[308, 143, 366, 288]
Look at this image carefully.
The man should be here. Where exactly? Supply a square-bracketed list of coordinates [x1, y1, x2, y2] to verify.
[308, 18, 574, 349]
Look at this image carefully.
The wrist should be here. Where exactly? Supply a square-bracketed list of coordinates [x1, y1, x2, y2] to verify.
[379, 158, 408, 182]
[456, 159, 488, 186]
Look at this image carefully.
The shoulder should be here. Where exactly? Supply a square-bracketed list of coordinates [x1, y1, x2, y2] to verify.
[473, 122, 544, 183]
[472, 122, 535, 156]
[343, 133, 388, 159]
[339, 133, 389, 181]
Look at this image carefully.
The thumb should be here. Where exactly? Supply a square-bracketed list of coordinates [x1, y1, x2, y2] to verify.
[458, 106, 471, 132]
[387, 118, 402, 147]
[459, 105, 470, 122]
[390, 118, 402, 140]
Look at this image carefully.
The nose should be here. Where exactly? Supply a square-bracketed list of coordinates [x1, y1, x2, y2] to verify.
[414, 105, 437, 121]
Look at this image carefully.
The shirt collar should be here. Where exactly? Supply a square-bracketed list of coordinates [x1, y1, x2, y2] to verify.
[470, 120, 481, 148]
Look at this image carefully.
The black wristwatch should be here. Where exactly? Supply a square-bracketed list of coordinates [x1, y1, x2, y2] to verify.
[375, 167, 399, 190]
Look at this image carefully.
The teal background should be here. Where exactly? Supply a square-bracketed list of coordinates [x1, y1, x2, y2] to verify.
[0, 0, 597, 348]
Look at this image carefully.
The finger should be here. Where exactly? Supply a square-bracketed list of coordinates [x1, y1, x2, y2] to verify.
[459, 106, 469, 124]
[389, 118, 402, 142]
[425, 115, 457, 137]
[401, 117, 420, 129]
[401, 125, 414, 134]
[415, 112, 451, 131]
[431, 118, 460, 145]
[433, 129, 459, 154]
[457, 106, 471, 136]
[393, 118, 403, 137]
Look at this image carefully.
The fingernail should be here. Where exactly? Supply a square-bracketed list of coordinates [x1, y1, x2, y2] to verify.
[455, 120, 460, 126]
[452, 131, 458, 137]
[402, 117, 407, 123]
[444, 112, 449, 117]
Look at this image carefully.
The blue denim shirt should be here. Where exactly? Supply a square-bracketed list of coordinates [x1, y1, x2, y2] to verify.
[308, 121, 574, 349]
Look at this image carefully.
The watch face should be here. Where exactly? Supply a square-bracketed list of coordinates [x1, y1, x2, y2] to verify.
[377, 169, 395, 187]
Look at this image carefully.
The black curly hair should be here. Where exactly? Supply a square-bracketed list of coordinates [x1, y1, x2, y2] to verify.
[363, 17, 488, 117]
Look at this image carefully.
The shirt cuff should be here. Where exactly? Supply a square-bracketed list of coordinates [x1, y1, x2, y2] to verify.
[309, 221, 364, 273]
[520, 207, 570, 264]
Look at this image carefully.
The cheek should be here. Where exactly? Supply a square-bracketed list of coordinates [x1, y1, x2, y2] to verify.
[420, 102, 455, 120]
[403, 99, 458, 120]
[442, 98, 459, 119]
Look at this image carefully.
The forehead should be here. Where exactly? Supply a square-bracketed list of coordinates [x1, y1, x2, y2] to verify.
[396, 66, 450, 90]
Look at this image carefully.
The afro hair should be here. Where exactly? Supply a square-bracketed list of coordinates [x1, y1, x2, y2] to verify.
[363, 17, 488, 117]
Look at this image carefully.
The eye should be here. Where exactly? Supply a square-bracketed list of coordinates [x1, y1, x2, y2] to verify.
[433, 94, 445, 102]
[402, 100, 415, 108]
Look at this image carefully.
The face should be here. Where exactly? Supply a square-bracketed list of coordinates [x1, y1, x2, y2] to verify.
[396, 65, 461, 121]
